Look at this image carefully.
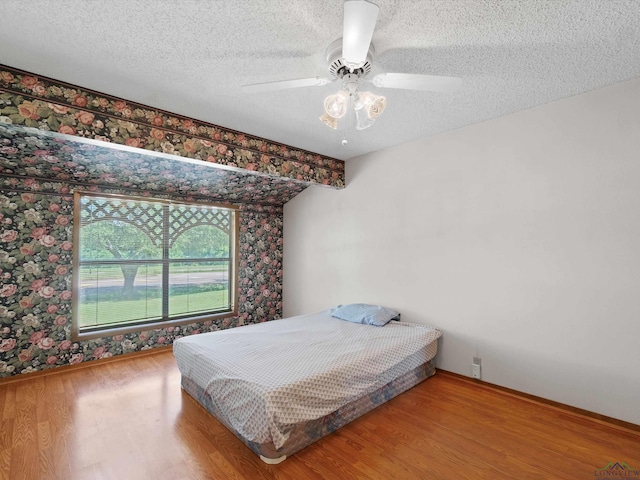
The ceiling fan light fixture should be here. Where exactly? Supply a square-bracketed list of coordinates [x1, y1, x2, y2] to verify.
[356, 91, 375, 107]
[324, 90, 349, 118]
[366, 95, 386, 119]
[319, 113, 339, 129]
[320, 90, 386, 131]
[356, 91, 386, 120]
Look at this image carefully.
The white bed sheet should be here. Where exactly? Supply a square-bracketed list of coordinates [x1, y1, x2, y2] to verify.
[173, 310, 441, 449]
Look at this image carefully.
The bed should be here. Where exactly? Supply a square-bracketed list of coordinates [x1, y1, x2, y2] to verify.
[173, 307, 442, 463]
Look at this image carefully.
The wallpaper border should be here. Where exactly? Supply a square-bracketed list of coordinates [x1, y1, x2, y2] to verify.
[0, 64, 345, 188]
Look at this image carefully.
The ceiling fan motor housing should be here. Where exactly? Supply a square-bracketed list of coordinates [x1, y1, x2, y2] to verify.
[326, 38, 374, 79]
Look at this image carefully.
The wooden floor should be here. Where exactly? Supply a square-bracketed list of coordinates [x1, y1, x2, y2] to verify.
[1, 350, 638, 480]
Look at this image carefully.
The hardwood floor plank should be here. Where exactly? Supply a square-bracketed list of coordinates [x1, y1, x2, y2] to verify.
[44, 439, 72, 480]
[38, 446, 62, 480]
[11, 385, 37, 450]
[1, 383, 15, 421]
[0, 417, 12, 451]
[34, 377, 47, 424]
[0, 350, 638, 480]
[9, 445, 39, 480]
[0, 419, 12, 480]
[42, 375, 65, 427]
[0, 382, 7, 422]
[0, 454, 9, 480]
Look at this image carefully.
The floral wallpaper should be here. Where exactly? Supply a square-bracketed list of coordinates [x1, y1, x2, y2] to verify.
[0, 123, 308, 205]
[0, 63, 334, 378]
[0, 64, 345, 188]
[0, 184, 283, 377]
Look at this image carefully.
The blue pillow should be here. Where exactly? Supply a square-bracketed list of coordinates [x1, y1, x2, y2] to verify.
[332, 304, 401, 327]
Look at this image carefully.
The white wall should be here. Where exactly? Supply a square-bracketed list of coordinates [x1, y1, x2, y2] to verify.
[283, 78, 640, 425]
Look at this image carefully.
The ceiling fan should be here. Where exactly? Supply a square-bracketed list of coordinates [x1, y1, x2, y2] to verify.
[242, 0, 462, 131]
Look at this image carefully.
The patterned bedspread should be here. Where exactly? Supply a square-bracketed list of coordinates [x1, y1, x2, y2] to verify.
[173, 310, 442, 449]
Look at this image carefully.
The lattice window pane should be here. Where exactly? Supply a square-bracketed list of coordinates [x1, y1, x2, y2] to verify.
[80, 196, 165, 253]
[169, 224, 230, 259]
[169, 204, 231, 245]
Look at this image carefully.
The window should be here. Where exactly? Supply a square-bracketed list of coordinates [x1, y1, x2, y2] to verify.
[72, 192, 238, 340]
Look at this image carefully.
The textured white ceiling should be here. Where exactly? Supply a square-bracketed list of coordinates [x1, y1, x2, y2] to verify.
[2, 0, 640, 161]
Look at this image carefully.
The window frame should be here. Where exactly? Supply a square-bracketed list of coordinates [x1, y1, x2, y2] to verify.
[71, 191, 239, 341]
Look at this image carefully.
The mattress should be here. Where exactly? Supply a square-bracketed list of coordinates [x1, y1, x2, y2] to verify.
[173, 309, 442, 462]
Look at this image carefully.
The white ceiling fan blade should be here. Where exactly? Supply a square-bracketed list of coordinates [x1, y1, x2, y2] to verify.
[342, 0, 379, 68]
[242, 77, 331, 94]
[372, 73, 463, 92]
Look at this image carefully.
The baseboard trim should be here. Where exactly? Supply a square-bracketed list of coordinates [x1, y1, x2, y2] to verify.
[0, 345, 174, 386]
[437, 369, 640, 436]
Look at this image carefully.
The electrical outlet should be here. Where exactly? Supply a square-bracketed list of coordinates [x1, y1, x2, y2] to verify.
[472, 357, 481, 380]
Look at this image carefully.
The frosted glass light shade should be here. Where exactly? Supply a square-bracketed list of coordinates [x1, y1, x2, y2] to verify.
[356, 92, 386, 120]
[319, 113, 339, 129]
[367, 95, 386, 119]
[355, 106, 375, 130]
[324, 91, 349, 118]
